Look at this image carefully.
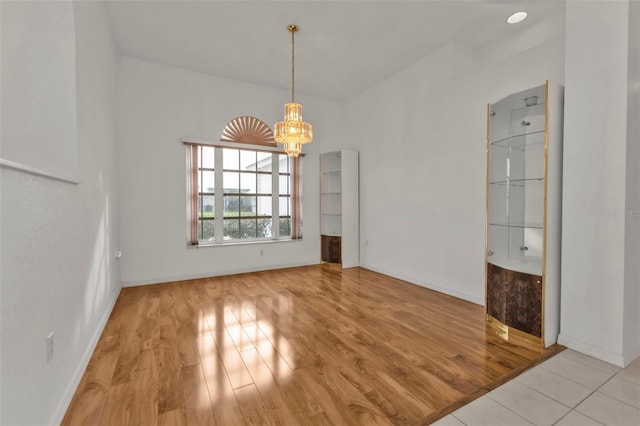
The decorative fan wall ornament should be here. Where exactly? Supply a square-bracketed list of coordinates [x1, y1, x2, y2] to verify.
[220, 116, 276, 146]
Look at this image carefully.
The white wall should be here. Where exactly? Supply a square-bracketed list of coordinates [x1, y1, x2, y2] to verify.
[1, 0, 79, 181]
[343, 18, 564, 304]
[0, 2, 121, 424]
[117, 57, 342, 285]
[560, 0, 637, 367]
[623, 0, 640, 365]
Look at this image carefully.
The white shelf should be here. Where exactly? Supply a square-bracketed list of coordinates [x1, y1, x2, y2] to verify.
[320, 150, 358, 267]
[321, 214, 341, 237]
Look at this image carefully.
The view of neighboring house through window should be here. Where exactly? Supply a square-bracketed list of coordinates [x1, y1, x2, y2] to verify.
[188, 144, 298, 244]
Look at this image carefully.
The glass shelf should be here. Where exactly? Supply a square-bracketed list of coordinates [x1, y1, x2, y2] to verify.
[489, 222, 543, 229]
[489, 133, 545, 184]
[322, 170, 341, 175]
[491, 130, 545, 147]
[321, 191, 341, 216]
[489, 178, 544, 185]
[321, 176, 341, 194]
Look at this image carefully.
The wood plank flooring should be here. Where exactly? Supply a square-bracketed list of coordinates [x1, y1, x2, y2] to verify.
[62, 265, 562, 425]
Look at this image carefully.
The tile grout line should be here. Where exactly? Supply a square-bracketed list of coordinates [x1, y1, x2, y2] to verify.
[558, 350, 622, 374]
[550, 408, 606, 426]
[540, 352, 640, 425]
[614, 372, 640, 385]
[592, 388, 640, 410]
[488, 358, 616, 425]
[449, 354, 638, 425]
[552, 368, 629, 425]
[451, 413, 468, 425]
[611, 364, 640, 408]
[514, 378, 574, 409]
[500, 378, 606, 426]
[481, 395, 537, 425]
[537, 362, 615, 391]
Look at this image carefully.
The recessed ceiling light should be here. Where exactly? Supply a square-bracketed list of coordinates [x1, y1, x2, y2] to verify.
[507, 11, 528, 24]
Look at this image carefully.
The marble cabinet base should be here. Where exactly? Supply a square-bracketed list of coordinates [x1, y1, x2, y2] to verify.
[487, 263, 542, 338]
[321, 235, 341, 264]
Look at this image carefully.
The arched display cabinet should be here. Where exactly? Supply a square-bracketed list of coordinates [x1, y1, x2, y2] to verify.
[485, 81, 564, 349]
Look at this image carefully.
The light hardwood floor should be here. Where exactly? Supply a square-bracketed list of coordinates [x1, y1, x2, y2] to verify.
[62, 265, 561, 425]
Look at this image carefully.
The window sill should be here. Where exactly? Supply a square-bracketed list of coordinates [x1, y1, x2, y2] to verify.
[186, 238, 302, 249]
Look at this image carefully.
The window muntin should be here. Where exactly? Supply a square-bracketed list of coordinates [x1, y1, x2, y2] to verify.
[196, 146, 215, 241]
[279, 154, 292, 237]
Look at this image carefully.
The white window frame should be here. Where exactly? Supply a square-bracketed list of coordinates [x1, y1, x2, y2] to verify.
[184, 138, 300, 246]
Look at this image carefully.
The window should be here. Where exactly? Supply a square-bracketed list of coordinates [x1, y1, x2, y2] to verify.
[186, 143, 300, 245]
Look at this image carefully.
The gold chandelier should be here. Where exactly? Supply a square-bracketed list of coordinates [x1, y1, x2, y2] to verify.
[274, 25, 313, 157]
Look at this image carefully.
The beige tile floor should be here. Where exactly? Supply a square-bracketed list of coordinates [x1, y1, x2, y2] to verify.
[433, 349, 640, 426]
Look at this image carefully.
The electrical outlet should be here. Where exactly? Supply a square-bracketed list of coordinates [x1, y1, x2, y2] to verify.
[46, 331, 54, 362]
[260, 249, 264, 256]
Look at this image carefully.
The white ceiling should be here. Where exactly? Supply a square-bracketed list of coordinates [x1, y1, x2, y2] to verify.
[105, 1, 564, 100]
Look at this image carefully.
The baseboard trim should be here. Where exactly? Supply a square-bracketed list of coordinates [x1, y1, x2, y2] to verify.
[122, 261, 320, 287]
[51, 288, 121, 425]
[360, 263, 484, 306]
[557, 334, 625, 367]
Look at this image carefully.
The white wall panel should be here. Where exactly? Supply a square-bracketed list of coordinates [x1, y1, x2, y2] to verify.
[343, 21, 564, 304]
[560, 0, 632, 366]
[0, 3, 121, 423]
[1, 1, 78, 180]
[116, 57, 342, 285]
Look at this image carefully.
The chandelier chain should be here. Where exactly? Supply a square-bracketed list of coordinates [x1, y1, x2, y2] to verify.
[291, 28, 295, 103]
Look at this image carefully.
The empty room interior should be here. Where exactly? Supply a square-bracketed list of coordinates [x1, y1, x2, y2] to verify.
[1, 1, 639, 425]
